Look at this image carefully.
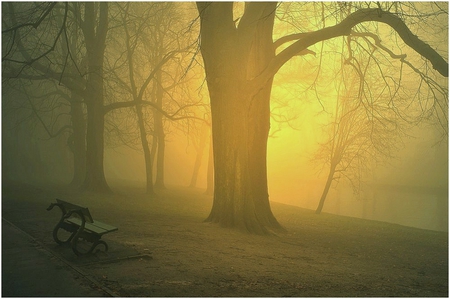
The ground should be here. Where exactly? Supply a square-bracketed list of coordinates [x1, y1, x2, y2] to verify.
[2, 180, 448, 297]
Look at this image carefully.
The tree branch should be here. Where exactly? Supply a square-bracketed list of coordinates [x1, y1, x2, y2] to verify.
[2, 2, 57, 33]
[103, 99, 206, 123]
[254, 8, 448, 91]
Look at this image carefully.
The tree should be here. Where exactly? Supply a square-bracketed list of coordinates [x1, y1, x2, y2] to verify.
[196, 2, 448, 233]
[314, 77, 401, 214]
[2, 2, 110, 192]
[3, 3, 198, 194]
[106, 2, 202, 194]
[80, 2, 110, 193]
[114, 2, 170, 195]
[312, 3, 448, 214]
[2, 80, 73, 183]
[2, 3, 88, 187]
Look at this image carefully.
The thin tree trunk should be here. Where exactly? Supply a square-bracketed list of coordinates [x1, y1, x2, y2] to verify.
[154, 126, 165, 189]
[316, 164, 337, 214]
[69, 93, 86, 188]
[154, 70, 166, 190]
[150, 131, 157, 167]
[136, 103, 155, 196]
[190, 123, 208, 188]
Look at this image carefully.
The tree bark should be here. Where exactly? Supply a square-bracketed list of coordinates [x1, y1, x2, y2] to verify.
[198, 2, 281, 233]
[205, 134, 214, 196]
[196, 2, 448, 233]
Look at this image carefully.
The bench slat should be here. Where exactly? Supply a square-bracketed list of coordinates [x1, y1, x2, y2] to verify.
[90, 221, 118, 233]
[67, 218, 118, 236]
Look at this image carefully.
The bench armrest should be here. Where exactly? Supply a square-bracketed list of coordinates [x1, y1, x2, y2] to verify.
[64, 209, 87, 226]
[46, 202, 58, 211]
[47, 202, 86, 226]
[47, 202, 68, 215]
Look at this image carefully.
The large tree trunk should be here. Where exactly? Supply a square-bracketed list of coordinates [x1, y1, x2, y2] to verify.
[198, 3, 281, 233]
[205, 78, 281, 233]
[205, 134, 214, 196]
[82, 3, 110, 193]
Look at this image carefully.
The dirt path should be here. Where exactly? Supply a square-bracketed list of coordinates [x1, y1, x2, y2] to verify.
[2, 181, 448, 296]
[2, 219, 110, 297]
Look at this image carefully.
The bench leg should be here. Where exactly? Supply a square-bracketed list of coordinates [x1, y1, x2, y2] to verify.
[71, 237, 109, 256]
[48, 203, 78, 245]
[95, 240, 109, 252]
[52, 223, 78, 245]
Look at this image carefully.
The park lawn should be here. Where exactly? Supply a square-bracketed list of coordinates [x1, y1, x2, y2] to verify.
[2, 180, 448, 297]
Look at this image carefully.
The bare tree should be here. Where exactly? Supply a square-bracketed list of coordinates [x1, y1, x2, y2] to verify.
[113, 2, 173, 195]
[106, 2, 203, 194]
[3, 3, 111, 192]
[196, 2, 448, 233]
[2, 77, 76, 184]
[3, 3, 200, 193]
[314, 76, 401, 214]
[311, 2, 448, 214]
[2, 3, 88, 187]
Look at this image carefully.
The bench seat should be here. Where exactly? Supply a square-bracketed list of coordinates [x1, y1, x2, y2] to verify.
[66, 217, 118, 236]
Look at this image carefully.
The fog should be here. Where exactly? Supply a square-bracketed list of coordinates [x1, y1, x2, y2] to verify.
[2, 2, 448, 233]
[266, 120, 448, 231]
[96, 94, 447, 232]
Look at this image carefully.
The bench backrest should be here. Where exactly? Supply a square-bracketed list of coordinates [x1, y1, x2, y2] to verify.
[56, 199, 94, 223]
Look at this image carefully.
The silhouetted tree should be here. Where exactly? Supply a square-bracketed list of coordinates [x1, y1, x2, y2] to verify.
[4, 3, 199, 194]
[2, 3, 87, 187]
[314, 77, 401, 214]
[2, 81, 73, 183]
[115, 2, 173, 195]
[108, 2, 202, 194]
[146, 2, 204, 190]
[196, 2, 448, 233]
[80, 2, 110, 193]
[2, 2, 110, 192]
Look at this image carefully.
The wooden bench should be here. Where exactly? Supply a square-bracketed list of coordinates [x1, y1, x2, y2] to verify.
[47, 199, 118, 256]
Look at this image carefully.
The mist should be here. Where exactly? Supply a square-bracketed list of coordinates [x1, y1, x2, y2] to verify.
[97, 92, 447, 232]
[2, 2, 448, 297]
[2, 1, 448, 230]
